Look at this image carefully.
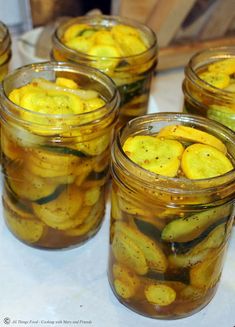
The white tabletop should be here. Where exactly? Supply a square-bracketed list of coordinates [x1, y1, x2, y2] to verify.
[0, 34, 234, 327]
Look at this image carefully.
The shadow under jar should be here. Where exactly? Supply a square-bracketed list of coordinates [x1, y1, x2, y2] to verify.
[0, 61, 119, 249]
[183, 47, 235, 132]
[52, 15, 158, 129]
[109, 113, 235, 319]
[0, 21, 11, 82]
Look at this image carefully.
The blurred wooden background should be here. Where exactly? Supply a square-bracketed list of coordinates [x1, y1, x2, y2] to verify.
[113, 0, 235, 70]
[29, 0, 235, 70]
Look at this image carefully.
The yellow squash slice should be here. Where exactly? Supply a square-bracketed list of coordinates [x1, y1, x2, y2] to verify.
[5, 211, 45, 243]
[181, 143, 233, 179]
[199, 71, 230, 89]
[63, 23, 91, 42]
[115, 222, 167, 273]
[113, 263, 140, 299]
[190, 250, 225, 290]
[65, 196, 104, 236]
[157, 125, 227, 154]
[144, 284, 176, 306]
[123, 135, 184, 177]
[112, 232, 148, 275]
[208, 58, 235, 75]
[26, 148, 79, 178]
[7, 165, 58, 201]
[32, 185, 83, 230]
[3, 196, 45, 244]
[65, 36, 93, 53]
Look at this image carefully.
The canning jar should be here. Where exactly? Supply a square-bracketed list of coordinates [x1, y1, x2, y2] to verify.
[52, 15, 158, 128]
[0, 61, 119, 249]
[109, 113, 235, 319]
[0, 21, 11, 82]
[183, 47, 235, 131]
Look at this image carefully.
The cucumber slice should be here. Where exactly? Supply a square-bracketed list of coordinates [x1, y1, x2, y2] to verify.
[63, 23, 91, 42]
[34, 184, 66, 205]
[42, 145, 89, 158]
[32, 184, 84, 230]
[168, 223, 226, 268]
[87, 166, 109, 180]
[170, 217, 227, 254]
[115, 222, 167, 273]
[117, 78, 148, 107]
[134, 218, 162, 240]
[6, 165, 59, 202]
[161, 204, 232, 243]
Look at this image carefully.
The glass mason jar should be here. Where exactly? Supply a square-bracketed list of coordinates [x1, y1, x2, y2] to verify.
[183, 47, 235, 132]
[0, 21, 11, 82]
[109, 113, 235, 319]
[52, 15, 158, 128]
[0, 61, 119, 249]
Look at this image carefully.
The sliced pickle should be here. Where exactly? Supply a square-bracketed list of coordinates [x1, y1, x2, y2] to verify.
[65, 197, 104, 236]
[161, 205, 230, 242]
[75, 134, 110, 156]
[3, 196, 45, 243]
[181, 143, 233, 179]
[7, 165, 58, 201]
[123, 135, 184, 177]
[190, 250, 224, 290]
[199, 71, 230, 89]
[32, 185, 83, 230]
[66, 36, 93, 53]
[119, 196, 152, 218]
[208, 58, 235, 75]
[84, 186, 101, 206]
[157, 125, 227, 154]
[74, 160, 93, 186]
[63, 23, 91, 42]
[114, 279, 135, 299]
[144, 283, 176, 306]
[180, 285, 205, 300]
[20, 89, 83, 115]
[26, 148, 79, 178]
[111, 190, 122, 220]
[112, 232, 148, 275]
[55, 77, 79, 89]
[2, 132, 25, 161]
[115, 222, 167, 273]
[92, 30, 116, 46]
[113, 263, 140, 299]
[168, 223, 226, 268]
[5, 211, 45, 243]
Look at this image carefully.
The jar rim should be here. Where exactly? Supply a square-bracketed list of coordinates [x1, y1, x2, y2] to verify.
[112, 113, 235, 195]
[53, 14, 158, 61]
[1, 61, 120, 130]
